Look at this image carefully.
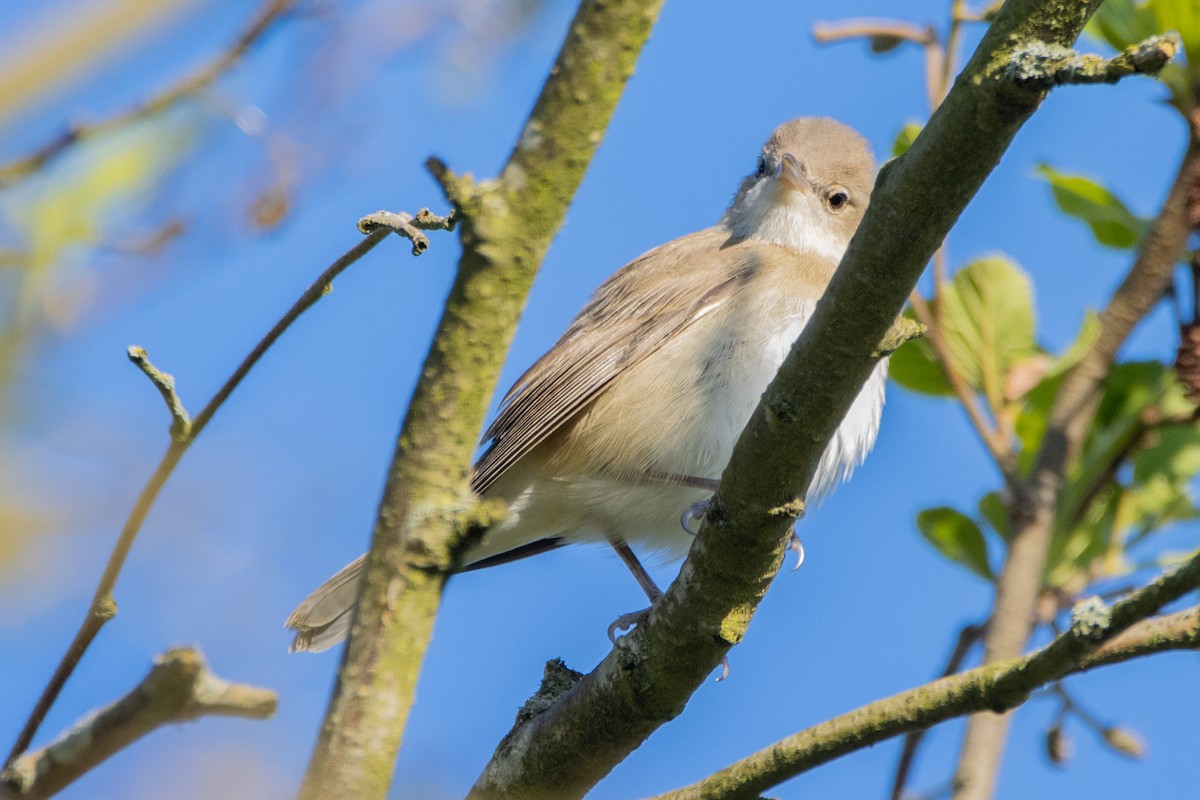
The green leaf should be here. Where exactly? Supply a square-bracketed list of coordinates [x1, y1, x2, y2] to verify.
[939, 256, 1038, 405]
[1047, 312, 1102, 378]
[887, 310, 955, 396]
[1086, 0, 1200, 111]
[978, 492, 1011, 541]
[917, 507, 994, 580]
[1035, 164, 1148, 250]
[891, 122, 923, 158]
[1085, 0, 1158, 52]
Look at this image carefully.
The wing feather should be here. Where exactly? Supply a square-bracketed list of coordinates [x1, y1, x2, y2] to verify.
[471, 227, 747, 494]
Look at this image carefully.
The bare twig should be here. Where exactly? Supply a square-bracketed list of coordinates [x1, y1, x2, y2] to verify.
[1000, 34, 1180, 88]
[358, 207, 459, 256]
[1, 648, 275, 800]
[891, 623, 986, 800]
[4, 213, 445, 766]
[812, 19, 937, 48]
[126, 346, 192, 442]
[0, 0, 300, 186]
[908, 292, 1020, 484]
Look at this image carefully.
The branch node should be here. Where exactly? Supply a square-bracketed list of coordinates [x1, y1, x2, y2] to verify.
[1, 648, 275, 798]
[875, 315, 926, 358]
[767, 498, 806, 520]
[358, 208, 458, 256]
[1001, 33, 1180, 90]
[513, 659, 584, 729]
[126, 346, 192, 442]
[1069, 596, 1112, 641]
[424, 156, 475, 207]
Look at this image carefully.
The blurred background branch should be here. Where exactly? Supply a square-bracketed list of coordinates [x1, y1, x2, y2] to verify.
[1, 648, 276, 800]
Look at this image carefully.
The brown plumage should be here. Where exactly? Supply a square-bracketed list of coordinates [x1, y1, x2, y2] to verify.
[287, 118, 886, 652]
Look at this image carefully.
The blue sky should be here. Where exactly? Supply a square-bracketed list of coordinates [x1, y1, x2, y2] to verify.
[0, 1, 1196, 798]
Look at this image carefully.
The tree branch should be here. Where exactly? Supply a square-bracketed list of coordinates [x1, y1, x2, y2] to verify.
[653, 583, 1200, 800]
[0, 0, 299, 187]
[295, 2, 667, 798]
[465, 2, 1164, 798]
[4, 212, 445, 767]
[953, 102, 1200, 800]
[0, 648, 275, 800]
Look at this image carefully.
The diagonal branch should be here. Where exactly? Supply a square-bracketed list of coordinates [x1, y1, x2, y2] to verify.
[295, 2, 667, 798]
[466, 2, 1168, 798]
[0, 648, 276, 800]
[652, 593, 1200, 800]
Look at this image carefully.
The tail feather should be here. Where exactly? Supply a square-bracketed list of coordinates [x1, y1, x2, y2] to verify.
[286, 554, 365, 653]
[285, 538, 566, 653]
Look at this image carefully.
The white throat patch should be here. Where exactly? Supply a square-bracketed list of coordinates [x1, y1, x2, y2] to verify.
[726, 183, 847, 263]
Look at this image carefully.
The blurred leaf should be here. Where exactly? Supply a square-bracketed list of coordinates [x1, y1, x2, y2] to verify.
[917, 506, 994, 580]
[3, 116, 192, 276]
[1086, 0, 1159, 52]
[979, 491, 1011, 540]
[891, 122, 923, 157]
[1086, 0, 1200, 110]
[1015, 372, 1062, 475]
[940, 256, 1038, 404]
[1047, 312, 1103, 378]
[887, 309, 955, 396]
[1035, 164, 1148, 250]
[1047, 485, 1118, 589]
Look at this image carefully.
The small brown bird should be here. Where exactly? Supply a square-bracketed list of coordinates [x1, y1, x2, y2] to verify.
[287, 117, 886, 652]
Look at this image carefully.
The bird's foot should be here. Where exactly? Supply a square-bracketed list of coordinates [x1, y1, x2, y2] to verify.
[607, 607, 651, 643]
[681, 500, 709, 535]
[788, 530, 806, 572]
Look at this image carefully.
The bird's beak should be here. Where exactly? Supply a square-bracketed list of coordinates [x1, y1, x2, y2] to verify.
[775, 152, 809, 192]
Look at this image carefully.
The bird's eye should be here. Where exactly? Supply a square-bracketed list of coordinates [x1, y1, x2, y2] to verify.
[755, 157, 768, 178]
[827, 190, 849, 211]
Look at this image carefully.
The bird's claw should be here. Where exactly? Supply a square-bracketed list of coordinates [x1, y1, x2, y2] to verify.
[788, 530, 805, 572]
[681, 500, 709, 535]
[607, 608, 651, 643]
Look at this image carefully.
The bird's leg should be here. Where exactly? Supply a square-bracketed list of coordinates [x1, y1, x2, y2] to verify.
[604, 533, 732, 681]
[606, 536, 662, 643]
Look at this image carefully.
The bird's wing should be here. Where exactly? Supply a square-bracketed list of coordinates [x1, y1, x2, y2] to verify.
[471, 227, 751, 494]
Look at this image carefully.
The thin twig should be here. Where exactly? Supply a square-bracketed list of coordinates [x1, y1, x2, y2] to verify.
[3, 219, 422, 765]
[812, 19, 938, 47]
[891, 622, 986, 800]
[0, 0, 300, 186]
[1, 648, 276, 800]
[909, 292, 1019, 484]
[126, 346, 192, 441]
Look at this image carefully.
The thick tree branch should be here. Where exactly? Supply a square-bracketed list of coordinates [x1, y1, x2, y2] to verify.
[652, 589, 1200, 800]
[466, 2, 1163, 798]
[0, 648, 275, 800]
[953, 118, 1200, 799]
[0, 0, 299, 187]
[4, 216, 434, 768]
[295, 2, 666, 798]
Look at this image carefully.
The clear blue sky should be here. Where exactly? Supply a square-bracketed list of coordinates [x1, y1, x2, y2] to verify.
[0, 1, 1195, 798]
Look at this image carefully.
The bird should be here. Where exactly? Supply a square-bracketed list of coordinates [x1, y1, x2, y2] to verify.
[287, 117, 887, 653]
